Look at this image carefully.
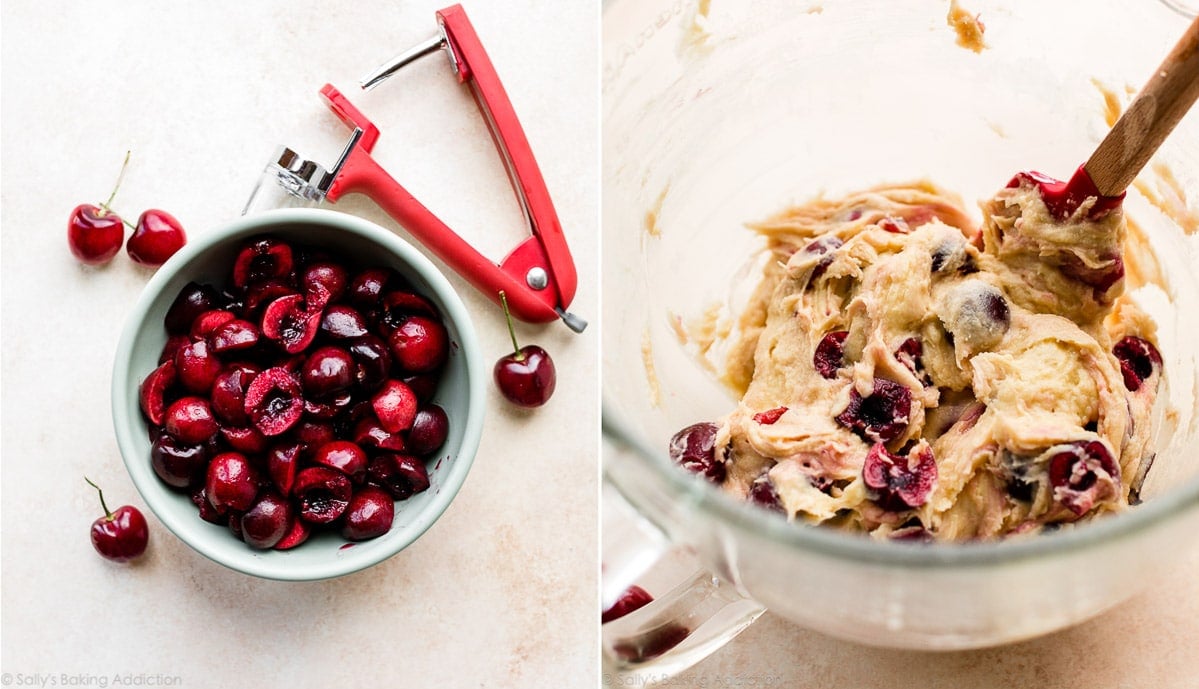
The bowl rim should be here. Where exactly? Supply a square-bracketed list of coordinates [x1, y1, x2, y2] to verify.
[112, 207, 486, 581]
[603, 401, 1199, 569]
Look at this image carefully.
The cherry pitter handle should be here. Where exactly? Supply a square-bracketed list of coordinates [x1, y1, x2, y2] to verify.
[243, 4, 585, 333]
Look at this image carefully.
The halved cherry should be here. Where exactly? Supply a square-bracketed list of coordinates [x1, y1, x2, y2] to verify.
[267, 441, 303, 496]
[862, 441, 937, 511]
[835, 378, 912, 443]
[293, 467, 352, 524]
[139, 360, 177, 425]
[813, 331, 849, 379]
[261, 295, 322, 354]
[243, 367, 304, 436]
[367, 453, 430, 500]
[232, 237, 294, 289]
[210, 319, 260, 353]
[1113, 336, 1163, 392]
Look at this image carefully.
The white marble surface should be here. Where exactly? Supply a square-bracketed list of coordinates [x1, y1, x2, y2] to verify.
[1, 1, 598, 686]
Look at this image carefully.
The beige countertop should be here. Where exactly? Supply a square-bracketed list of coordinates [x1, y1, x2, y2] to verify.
[0, 1, 598, 686]
[669, 540, 1199, 688]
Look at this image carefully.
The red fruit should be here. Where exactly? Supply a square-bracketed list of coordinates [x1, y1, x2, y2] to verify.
[273, 516, 310, 550]
[210, 365, 258, 426]
[243, 367, 304, 436]
[240, 492, 292, 549]
[352, 416, 407, 453]
[371, 380, 418, 433]
[495, 345, 556, 408]
[668, 422, 725, 484]
[348, 336, 392, 392]
[139, 360, 176, 426]
[85, 477, 148, 562]
[340, 486, 395, 541]
[320, 305, 370, 340]
[190, 487, 224, 524]
[241, 280, 297, 319]
[348, 268, 400, 308]
[367, 453, 430, 500]
[813, 331, 849, 379]
[165, 282, 219, 334]
[159, 334, 191, 364]
[220, 426, 269, 454]
[67, 153, 130, 266]
[232, 237, 294, 289]
[407, 405, 449, 456]
[261, 294, 322, 354]
[68, 204, 125, 265]
[267, 442, 303, 495]
[377, 290, 439, 333]
[388, 316, 449, 373]
[862, 442, 937, 511]
[749, 476, 785, 513]
[293, 467, 352, 524]
[127, 209, 187, 266]
[895, 337, 931, 386]
[403, 373, 440, 403]
[1113, 336, 1163, 392]
[835, 378, 912, 443]
[174, 340, 222, 394]
[205, 452, 259, 514]
[301, 262, 348, 308]
[150, 433, 208, 489]
[189, 310, 237, 341]
[312, 441, 368, 483]
[801, 236, 843, 281]
[300, 346, 355, 398]
[753, 407, 788, 425]
[210, 319, 260, 353]
[602, 585, 654, 624]
[1048, 440, 1119, 516]
[294, 420, 337, 451]
[493, 291, 554, 407]
[303, 393, 352, 420]
[164, 396, 218, 444]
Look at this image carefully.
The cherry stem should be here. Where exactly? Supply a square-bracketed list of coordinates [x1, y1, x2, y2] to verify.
[84, 476, 113, 520]
[98, 150, 131, 218]
[499, 291, 525, 362]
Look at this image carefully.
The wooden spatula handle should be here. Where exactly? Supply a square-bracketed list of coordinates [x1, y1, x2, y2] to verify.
[1085, 16, 1199, 197]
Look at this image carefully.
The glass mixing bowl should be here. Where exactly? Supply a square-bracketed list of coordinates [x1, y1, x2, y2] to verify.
[601, 0, 1199, 679]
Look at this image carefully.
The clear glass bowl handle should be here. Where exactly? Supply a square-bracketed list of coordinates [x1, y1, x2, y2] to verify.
[602, 426, 767, 683]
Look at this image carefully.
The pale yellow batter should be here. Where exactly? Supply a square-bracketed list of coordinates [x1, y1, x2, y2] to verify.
[687, 181, 1163, 541]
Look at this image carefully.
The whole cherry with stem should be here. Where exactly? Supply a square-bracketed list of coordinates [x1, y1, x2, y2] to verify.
[85, 476, 149, 562]
[127, 208, 187, 266]
[67, 151, 132, 265]
[494, 291, 556, 407]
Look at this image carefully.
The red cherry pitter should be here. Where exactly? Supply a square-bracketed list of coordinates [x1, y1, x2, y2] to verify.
[244, 4, 585, 333]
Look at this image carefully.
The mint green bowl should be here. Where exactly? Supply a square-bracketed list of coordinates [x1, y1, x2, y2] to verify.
[112, 208, 485, 580]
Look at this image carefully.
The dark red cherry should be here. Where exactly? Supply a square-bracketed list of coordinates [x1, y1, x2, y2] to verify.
[1113, 336, 1163, 392]
[835, 378, 912, 443]
[340, 486, 395, 541]
[1048, 440, 1119, 516]
[85, 477, 149, 563]
[862, 442, 937, 511]
[127, 209, 187, 266]
[813, 331, 848, 379]
[493, 291, 555, 407]
[68, 204, 125, 265]
[668, 422, 725, 484]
